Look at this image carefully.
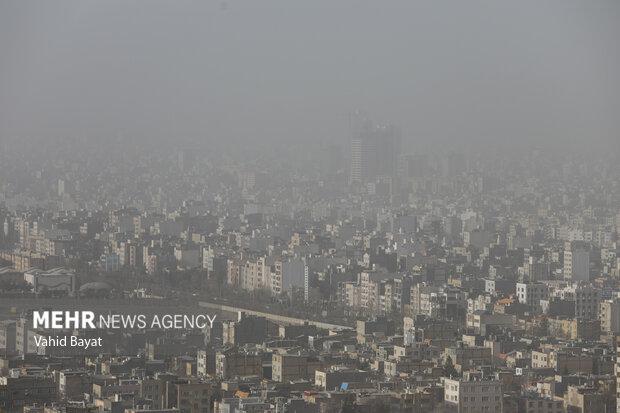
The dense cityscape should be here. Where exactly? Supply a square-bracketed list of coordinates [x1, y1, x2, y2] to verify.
[2, 0, 619, 412]
[0, 125, 619, 413]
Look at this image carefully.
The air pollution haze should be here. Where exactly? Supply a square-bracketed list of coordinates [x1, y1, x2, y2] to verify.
[1, 0, 619, 152]
[0, 2, 619, 413]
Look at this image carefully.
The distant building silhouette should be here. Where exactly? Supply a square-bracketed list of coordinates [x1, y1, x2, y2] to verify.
[349, 115, 400, 185]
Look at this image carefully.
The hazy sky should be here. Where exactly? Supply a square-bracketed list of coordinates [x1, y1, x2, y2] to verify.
[1, 0, 618, 150]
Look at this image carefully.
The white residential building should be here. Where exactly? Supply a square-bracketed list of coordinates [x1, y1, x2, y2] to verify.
[444, 375, 503, 413]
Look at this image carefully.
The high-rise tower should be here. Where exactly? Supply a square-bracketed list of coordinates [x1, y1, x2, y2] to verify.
[349, 115, 400, 185]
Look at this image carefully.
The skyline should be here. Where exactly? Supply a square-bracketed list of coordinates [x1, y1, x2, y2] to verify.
[0, 2, 619, 413]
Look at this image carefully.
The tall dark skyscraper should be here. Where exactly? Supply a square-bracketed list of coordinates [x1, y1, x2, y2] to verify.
[350, 117, 401, 185]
